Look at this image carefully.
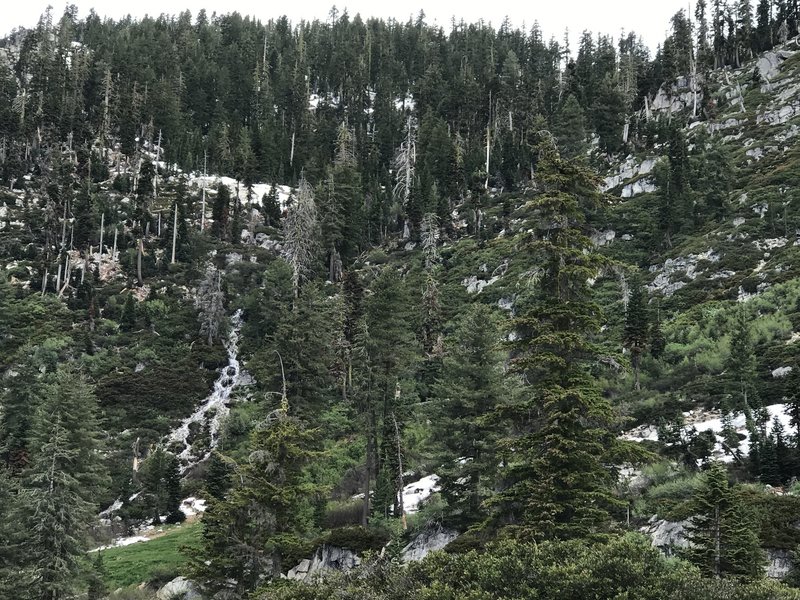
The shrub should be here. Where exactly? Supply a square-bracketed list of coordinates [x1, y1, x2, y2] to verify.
[323, 526, 390, 553]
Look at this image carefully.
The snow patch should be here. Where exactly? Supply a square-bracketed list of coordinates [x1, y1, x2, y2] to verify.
[402, 474, 439, 514]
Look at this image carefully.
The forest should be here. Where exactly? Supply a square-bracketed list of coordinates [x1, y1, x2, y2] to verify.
[2, 1, 800, 598]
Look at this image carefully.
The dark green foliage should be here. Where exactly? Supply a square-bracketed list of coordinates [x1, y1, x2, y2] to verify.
[140, 446, 184, 525]
[192, 407, 320, 594]
[265, 534, 800, 600]
[432, 304, 505, 525]
[492, 142, 621, 540]
[684, 462, 765, 579]
[624, 279, 650, 390]
[211, 184, 231, 240]
[552, 94, 588, 159]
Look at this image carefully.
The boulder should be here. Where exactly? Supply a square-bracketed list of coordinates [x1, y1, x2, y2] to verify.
[767, 549, 794, 579]
[287, 545, 361, 582]
[757, 52, 782, 80]
[402, 527, 460, 563]
[156, 576, 201, 600]
[640, 517, 690, 556]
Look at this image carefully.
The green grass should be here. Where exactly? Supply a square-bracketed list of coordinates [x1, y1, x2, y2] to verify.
[97, 522, 202, 589]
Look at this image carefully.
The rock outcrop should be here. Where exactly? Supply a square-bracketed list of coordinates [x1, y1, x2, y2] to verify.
[287, 545, 361, 581]
[401, 527, 460, 563]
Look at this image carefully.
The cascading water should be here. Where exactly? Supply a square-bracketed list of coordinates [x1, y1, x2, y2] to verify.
[167, 309, 243, 470]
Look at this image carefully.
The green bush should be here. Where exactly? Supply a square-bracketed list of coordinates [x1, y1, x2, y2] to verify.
[264, 533, 800, 600]
[322, 526, 390, 553]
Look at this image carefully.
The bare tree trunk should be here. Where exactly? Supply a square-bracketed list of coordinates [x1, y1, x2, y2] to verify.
[392, 404, 407, 531]
[171, 203, 178, 264]
[137, 238, 143, 286]
[714, 503, 721, 578]
[112, 227, 118, 261]
[98, 212, 105, 260]
[200, 150, 208, 231]
[362, 403, 375, 527]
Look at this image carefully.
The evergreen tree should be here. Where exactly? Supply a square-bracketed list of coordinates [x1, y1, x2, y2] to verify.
[282, 178, 320, 298]
[192, 403, 319, 594]
[592, 74, 626, 154]
[141, 445, 184, 524]
[755, 0, 773, 51]
[196, 266, 226, 346]
[684, 462, 765, 579]
[623, 279, 650, 390]
[727, 307, 758, 413]
[16, 415, 95, 599]
[262, 185, 282, 228]
[492, 140, 621, 541]
[87, 553, 108, 600]
[552, 94, 588, 159]
[211, 183, 231, 240]
[432, 304, 504, 525]
[120, 293, 137, 332]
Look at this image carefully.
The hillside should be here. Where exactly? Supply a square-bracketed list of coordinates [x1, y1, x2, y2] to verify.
[2, 5, 800, 599]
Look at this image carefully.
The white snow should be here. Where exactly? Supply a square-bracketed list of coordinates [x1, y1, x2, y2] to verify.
[401, 474, 440, 514]
[188, 174, 292, 211]
[166, 310, 243, 470]
[180, 497, 207, 517]
[623, 404, 794, 463]
[89, 536, 150, 553]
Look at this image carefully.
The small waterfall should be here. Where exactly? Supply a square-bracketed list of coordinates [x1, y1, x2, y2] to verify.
[167, 309, 243, 470]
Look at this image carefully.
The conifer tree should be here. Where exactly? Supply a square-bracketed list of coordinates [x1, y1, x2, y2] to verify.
[727, 307, 758, 413]
[262, 185, 282, 228]
[211, 183, 231, 240]
[433, 304, 504, 525]
[192, 403, 319, 594]
[592, 74, 626, 154]
[685, 462, 764, 579]
[120, 293, 137, 331]
[623, 279, 649, 390]
[552, 94, 587, 159]
[493, 139, 621, 541]
[17, 415, 95, 599]
[282, 178, 320, 298]
[195, 266, 226, 346]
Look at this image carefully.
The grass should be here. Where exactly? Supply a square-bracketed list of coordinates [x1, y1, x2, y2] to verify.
[97, 522, 202, 589]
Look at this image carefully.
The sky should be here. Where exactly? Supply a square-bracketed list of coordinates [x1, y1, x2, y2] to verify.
[3, 0, 693, 53]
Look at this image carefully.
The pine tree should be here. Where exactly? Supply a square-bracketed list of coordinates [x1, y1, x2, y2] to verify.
[211, 183, 231, 240]
[87, 553, 108, 600]
[120, 293, 137, 331]
[493, 139, 621, 541]
[204, 452, 232, 500]
[15, 367, 107, 600]
[623, 279, 649, 390]
[262, 184, 282, 228]
[684, 462, 764, 579]
[192, 404, 319, 594]
[727, 307, 758, 413]
[552, 94, 587, 159]
[141, 446, 184, 524]
[592, 74, 626, 154]
[432, 304, 504, 525]
[755, 0, 773, 51]
[282, 178, 320, 298]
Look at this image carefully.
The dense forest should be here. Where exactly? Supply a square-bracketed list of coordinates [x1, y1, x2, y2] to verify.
[3, 2, 800, 598]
